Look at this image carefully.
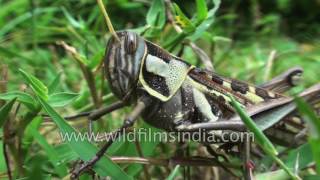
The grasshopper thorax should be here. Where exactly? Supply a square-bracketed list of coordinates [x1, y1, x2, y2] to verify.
[104, 31, 147, 101]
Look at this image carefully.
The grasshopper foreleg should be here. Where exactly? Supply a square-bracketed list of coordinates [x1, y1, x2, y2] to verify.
[71, 96, 151, 179]
[88, 100, 126, 121]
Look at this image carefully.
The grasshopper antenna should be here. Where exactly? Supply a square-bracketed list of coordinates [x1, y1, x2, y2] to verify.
[97, 0, 120, 42]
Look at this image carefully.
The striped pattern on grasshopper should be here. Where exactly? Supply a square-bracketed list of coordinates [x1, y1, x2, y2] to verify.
[104, 31, 308, 141]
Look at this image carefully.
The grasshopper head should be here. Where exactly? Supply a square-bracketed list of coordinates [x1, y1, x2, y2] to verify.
[104, 31, 146, 100]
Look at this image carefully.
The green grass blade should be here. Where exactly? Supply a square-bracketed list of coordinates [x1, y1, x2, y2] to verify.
[228, 94, 300, 180]
[166, 165, 180, 180]
[35, 96, 131, 179]
[228, 95, 278, 155]
[294, 97, 320, 174]
[309, 139, 320, 174]
[294, 97, 320, 137]
[195, 0, 208, 25]
[61, 7, 85, 29]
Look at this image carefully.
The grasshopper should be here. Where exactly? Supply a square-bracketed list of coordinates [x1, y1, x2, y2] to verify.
[70, 2, 320, 179]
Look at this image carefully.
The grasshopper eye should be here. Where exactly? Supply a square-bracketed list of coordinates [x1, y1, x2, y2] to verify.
[124, 33, 137, 54]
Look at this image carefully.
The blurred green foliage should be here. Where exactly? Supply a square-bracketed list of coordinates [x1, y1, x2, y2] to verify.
[0, 0, 319, 179]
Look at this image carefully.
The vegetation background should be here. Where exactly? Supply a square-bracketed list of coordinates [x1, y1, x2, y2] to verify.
[0, 0, 319, 179]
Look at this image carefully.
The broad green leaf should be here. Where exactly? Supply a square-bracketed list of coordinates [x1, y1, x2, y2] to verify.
[48, 72, 62, 94]
[0, 140, 6, 173]
[22, 116, 43, 151]
[145, 0, 166, 38]
[25, 155, 51, 180]
[0, 91, 36, 110]
[163, 33, 187, 50]
[173, 3, 195, 33]
[166, 165, 180, 180]
[190, 0, 221, 40]
[25, 116, 68, 177]
[272, 157, 301, 180]
[0, 98, 16, 128]
[285, 144, 313, 170]
[303, 175, 320, 180]
[19, 69, 48, 100]
[146, 0, 166, 28]
[55, 143, 78, 163]
[48, 92, 79, 107]
[195, 0, 208, 25]
[35, 96, 131, 179]
[309, 139, 320, 174]
[165, 0, 221, 48]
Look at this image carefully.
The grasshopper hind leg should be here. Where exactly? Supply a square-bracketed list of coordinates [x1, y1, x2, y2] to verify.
[259, 67, 303, 93]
